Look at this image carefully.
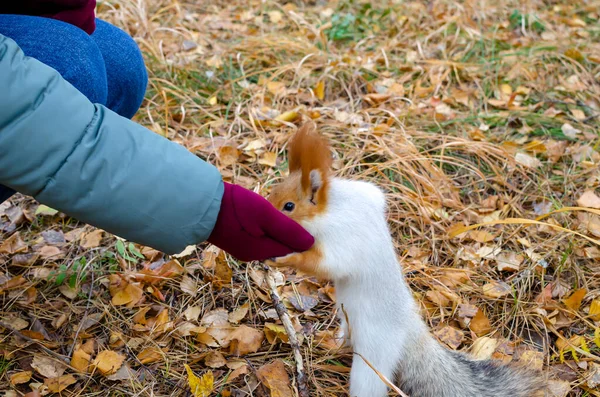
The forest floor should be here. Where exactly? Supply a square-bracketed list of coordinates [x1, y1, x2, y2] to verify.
[2, 0, 600, 396]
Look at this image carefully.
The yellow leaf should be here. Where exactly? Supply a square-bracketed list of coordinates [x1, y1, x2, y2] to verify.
[208, 96, 217, 105]
[274, 110, 299, 123]
[10, 371, 32, 385]
[93, 350, 125, 376]
[589, 299, 600, 321]
[470, 308, 492, 336]
[264, 323, 289, 344]
[184, 364, 214, 397]
[563, 288, 587, 311]
[482, 281, 511, 299]
[259, 152, 278, 167]
[71, 348, 92, 373]
[314, 80, 325, 100]
[595, 328, 600, 349]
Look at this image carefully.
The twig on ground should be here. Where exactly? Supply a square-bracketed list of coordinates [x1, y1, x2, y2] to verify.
[0, 320, 70, 364]
[262, 263, 310, 397]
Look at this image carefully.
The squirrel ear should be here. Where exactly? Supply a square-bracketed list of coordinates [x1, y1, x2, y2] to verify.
[309, 169, 323, 193]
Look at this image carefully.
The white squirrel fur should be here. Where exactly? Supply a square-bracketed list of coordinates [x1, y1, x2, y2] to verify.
[298, 178, 544, 397]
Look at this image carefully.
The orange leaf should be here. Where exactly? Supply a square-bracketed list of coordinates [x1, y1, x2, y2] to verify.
[563, 288, 587, 311]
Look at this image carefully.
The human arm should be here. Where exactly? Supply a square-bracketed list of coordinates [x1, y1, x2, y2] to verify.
[0, 34, 313, 259]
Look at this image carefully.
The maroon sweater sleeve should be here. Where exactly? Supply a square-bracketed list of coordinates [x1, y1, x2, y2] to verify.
[0, 1, 97, 35]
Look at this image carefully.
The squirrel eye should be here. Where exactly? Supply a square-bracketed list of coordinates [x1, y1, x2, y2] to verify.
[283, 202, 295, 212]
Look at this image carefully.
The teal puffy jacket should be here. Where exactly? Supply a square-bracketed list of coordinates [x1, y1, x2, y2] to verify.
[0, 34, 224, 254]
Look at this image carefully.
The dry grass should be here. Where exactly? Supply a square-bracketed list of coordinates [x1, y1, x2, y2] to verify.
[2, 0, 600, 396]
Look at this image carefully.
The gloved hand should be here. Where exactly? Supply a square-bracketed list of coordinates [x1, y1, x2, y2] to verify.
[207, 182, 314, 261]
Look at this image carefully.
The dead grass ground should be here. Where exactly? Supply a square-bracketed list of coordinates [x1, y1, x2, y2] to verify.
[2, 0, 600, 396]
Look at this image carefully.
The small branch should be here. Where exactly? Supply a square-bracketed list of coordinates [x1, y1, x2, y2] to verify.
[0, 320, 70, 364]
[262, 264, 310, 397]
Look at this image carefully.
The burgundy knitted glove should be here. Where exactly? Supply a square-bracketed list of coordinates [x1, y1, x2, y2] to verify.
[207, 182, 314, 262]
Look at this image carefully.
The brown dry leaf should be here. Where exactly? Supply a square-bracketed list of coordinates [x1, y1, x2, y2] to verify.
[577, 190, 600, 209]
[563, 288, 587, 312]
[470, 308, 492, 336]
[10, 371, 32, 385]
[515, 152, 542, 168]
[256, 359, 294, 397]
[80, 230, 104, 249]
[71, 348, 92, 373]
[31, 354, 67, 378]
[204, 351, 227, 368]
[228, 302, 249, 324]
[495, 252, 524, 272]
[1, 315, 28, 330]
[228, 363, 249, 381]
[434, 326, 464, 350]
[64, 227, 84, 242]
[218, 146, 240, 166]
[267, 81, 286, 95]
[44, 374, 77, 393]
[0, 232, 28, 254]
[112, 282, 144, 306]
[227, 325, 264, 356]
[468, 230, 496, 243]
[58, 284, 78, 300]
[180, 275, 198, 297]
[519, 350, 544, 371]
[38, 245, 63, 260]
[93, 350, 125, 376]
[184, 306, 202, 322]
[137, 347, 163, 364]
[482, 281, 511, 298]
[213, 256, 232, 289]
[470, 337, 498, 360]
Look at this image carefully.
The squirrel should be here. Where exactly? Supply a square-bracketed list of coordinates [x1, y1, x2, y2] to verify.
[266, 123, 546, 397]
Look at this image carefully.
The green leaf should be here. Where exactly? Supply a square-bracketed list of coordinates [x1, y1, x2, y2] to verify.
[129, 243, 145, 259]
[35, 205, 59, 216]
[115, 240, 126, 257]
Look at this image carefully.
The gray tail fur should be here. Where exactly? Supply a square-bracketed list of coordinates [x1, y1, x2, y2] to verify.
[396, 341, 546, 397]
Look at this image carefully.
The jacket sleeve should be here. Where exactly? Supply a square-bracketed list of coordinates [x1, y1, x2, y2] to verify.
[0, 34, 224, 254]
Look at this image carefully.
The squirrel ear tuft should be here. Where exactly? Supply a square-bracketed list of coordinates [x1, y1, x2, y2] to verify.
[309, 169, 323, 193]
[287, 122, 332, 194]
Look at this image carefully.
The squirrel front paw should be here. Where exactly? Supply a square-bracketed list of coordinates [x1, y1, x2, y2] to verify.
[265, 247, 327, 279]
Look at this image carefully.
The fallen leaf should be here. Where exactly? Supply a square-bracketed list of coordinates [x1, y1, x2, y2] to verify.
[106, 362, 134, 381]
[184, 364, 214, 397]
[38, 245, 63, 259]
[35, 205, 58, 216]
[563, 288, 587, 312]
[259, 152, 278, 167]
[93, 350, 125, 376]
[31, 354, 67, 378]
[257, 359, 293, 397]
[561, 123, 580, 138]
[71, 348, 92, 373]
[204, 351, 227, 368]
[218, 146, 240, 167]
[268, 10, 283, 23]
[173, 245, 196, 258]
[111, 282, 144, 306]
[0, 232, 28, 254]
[80, 230, 104, 249]
[577, 190, 600, 209]
[44, 374, 77, 393]
[314, 80, 325, 100]
[495, 252, 524, 272]
[10, 371, 32, 385]
[227, 325, 264, 356]
[228, 303, 249, 324]
[515, 152, 542, 168]
[589, 299, 600, 321]
[58, 284, 79, 300]
[1, 315, 28, 330]
[180, 275, 198, 297]
[519, 350, 544, 371]
[184, 306, 202, 322]
[274, 111, 299, 123]
[470, 308, 492, 336]
[482, 281, 512, 298]
[264, 323, 289, 344]
[470, 337, 498, 360]
[137, 347, 163, 364]
[212, 256, 232, 289]
[434, 326, 464, 350]
[468, 230, 496, 243]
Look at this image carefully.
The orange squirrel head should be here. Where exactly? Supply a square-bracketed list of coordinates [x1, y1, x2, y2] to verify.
[268, 123, 333, 224]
